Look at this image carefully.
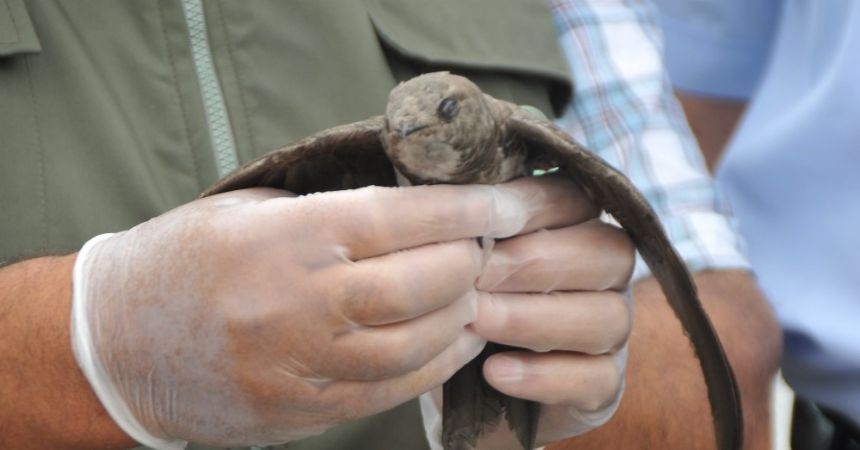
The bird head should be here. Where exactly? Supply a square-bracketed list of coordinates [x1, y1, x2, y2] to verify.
[382, 72, 499, 184]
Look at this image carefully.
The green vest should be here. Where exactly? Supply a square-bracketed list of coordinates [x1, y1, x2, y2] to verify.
[0, 0, 571, 448]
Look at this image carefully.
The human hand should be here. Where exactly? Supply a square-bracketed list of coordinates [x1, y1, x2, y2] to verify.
[421, 176, 635, 449]
[70, 180, 581, 449]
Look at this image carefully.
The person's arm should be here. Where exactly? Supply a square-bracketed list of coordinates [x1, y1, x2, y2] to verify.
[549, 270, 781, 450]
[675, 93, 747, 171]
[0, 255, 135, 450]
[3, 179, 607, 449]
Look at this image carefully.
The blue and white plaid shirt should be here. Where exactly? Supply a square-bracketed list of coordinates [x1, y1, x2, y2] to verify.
[550, 0, 750, 280]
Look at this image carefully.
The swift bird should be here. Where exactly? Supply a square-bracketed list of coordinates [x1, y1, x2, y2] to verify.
[202, 72, 742, 450]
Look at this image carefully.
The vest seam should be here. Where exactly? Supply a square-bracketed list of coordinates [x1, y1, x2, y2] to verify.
[1, 0, 21, 44]
[23, 56, 48, 252]
[216, 0, 257, 159]
[157, 0, 204, 192]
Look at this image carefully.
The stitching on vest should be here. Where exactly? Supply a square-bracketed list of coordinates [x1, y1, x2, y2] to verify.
[216, 0, 257, 160]
[0, 0, 20, 44]
[24, 57, 48, 251]
[158, 0, 204, 192]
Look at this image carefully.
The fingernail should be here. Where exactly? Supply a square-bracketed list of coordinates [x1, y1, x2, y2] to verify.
[485, 186, 529, 238]
[490, 355, 524, 384]
[474, 251, 516, 291]
[459, 331, 487, 361]
[461, 289, 480, 323]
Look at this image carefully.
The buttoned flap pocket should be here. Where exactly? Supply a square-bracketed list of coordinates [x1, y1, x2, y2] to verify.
[365, 0, 572, 116]
[0, 0, 41, 57]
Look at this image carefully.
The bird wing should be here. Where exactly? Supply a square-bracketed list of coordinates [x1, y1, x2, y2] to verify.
[507, 112, 743, 450]
[201, 116, 394, 197]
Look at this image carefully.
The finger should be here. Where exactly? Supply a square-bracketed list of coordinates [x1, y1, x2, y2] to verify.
[483, 351, 622, 411]
[302, 330, 487, 422]
[498, 174, 599, 235]
[317, 289, 480, 380]
[477, 220, 635, 293]
[322, 239, 483, 326]
[204, 186, 299, 203]
[471, 291, 630, 354]
[276, 176, 596, 260]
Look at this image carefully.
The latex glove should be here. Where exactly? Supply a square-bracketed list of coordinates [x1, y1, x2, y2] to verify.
[420, 176, 634, 449]
[71, 180, 582, 449]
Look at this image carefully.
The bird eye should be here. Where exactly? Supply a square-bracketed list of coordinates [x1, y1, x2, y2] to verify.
[437, 97, 460, 121]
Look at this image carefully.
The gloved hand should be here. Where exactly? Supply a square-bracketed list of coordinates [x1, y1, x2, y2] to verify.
[420, 176, 635, 449]
[70, 178, 590, 449]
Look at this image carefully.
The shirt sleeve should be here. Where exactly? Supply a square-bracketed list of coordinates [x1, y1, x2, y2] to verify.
[652, 0, 783, 99]
[548, 0, 751, 281]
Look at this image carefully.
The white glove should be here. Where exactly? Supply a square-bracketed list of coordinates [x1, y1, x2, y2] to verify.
[70, 181, 568, 449]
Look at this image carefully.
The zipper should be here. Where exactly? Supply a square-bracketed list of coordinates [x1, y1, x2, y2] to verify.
[181, 0, 239, 178]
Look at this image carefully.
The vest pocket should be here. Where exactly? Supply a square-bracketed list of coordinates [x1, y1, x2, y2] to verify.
[0, 0, 41, 57]
[364, 0, 572, 116]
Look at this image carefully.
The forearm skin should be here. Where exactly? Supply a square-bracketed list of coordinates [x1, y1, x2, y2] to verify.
[0, 254, 135, 450]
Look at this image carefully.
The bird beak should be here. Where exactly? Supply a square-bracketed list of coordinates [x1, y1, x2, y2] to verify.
[399, 123, 430, 138]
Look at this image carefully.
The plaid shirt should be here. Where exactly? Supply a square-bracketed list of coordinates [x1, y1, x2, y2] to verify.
[549, 0, 750, 280]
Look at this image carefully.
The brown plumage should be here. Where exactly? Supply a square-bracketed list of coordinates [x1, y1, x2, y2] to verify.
[202, 72, 742, 450]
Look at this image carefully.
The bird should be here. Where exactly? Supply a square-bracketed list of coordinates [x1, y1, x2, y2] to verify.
[202, 72, 742, 450]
